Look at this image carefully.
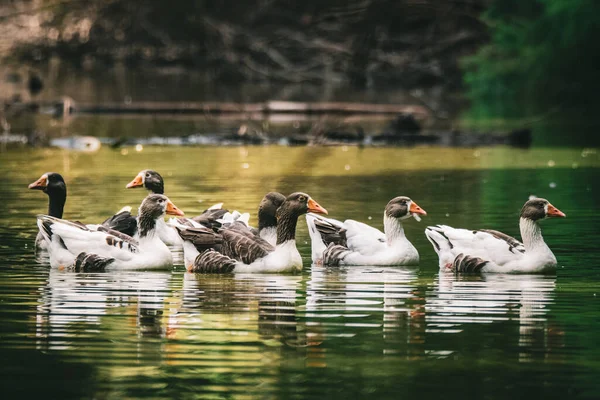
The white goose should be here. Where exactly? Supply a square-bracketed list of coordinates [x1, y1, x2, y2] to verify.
[37, 194, 185, 270]
[306, 196, 427, 266]
[425, 198, 566, 273]
[177, 192, 328, 273]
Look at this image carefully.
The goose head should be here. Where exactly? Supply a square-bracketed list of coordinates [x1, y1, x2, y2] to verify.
[385, 196, 427, 221]
[275, 192, 327, 245]
[137, 194, 184, 238]
[126, 170, 164, 194]
[258, 192, 286, 230]
[277, 192, 328, 219]
[521, 198, 565, 221]
[28, 172, 66, 196]
[139, 194, 184, 219]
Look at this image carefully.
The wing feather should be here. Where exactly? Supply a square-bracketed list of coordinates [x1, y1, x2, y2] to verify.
[220, 227, 274, 264]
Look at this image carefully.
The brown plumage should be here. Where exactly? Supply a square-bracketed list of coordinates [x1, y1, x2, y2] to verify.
[176, 226, 223, 253]
[478, 229, 525, 254]
[219, 225, 274, 264]
[322, 243, 348, 267]
[451, 253, 489, 273]
[313, 218, 348, 247]
[189, 249, 236, 273]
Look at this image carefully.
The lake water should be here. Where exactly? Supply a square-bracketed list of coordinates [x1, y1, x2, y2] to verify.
[0, 145, 598, 399]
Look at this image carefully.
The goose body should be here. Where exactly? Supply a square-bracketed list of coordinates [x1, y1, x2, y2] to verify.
[178, 192, 327, 273]
[307, 196, 427, 266]
[425, 198, 565, 273]
[38, 194, 184, 270]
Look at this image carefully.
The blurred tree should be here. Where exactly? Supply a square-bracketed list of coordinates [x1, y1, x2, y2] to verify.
[463, 0, 600, 119]
[3, 0, 488, 90]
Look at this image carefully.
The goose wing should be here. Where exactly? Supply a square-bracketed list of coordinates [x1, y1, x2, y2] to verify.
[176, 225, 223, 253]
[101, 209, 138, 237]
[312, 216, 347, 247]
[426, 225, 524, 266]
[39, 215, 140, 261]
[342, 219, 387, 256]
[192, 208, 229, 231]
[220, 225, 274, 264]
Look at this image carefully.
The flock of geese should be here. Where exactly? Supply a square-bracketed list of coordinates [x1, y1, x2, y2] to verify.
[29, 170, 566, 274]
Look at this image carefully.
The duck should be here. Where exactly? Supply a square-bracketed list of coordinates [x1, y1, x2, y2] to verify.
[306, 196, 427, 266]
[177, 192, 328, 273]
[425, 198, 566, 273]
[29, 172, 137, 248]
[37, 194, 185, 271]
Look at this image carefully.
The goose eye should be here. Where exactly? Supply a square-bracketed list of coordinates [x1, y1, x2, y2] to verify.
[146, 173, 151, 178]
[298, 195, 306, 202]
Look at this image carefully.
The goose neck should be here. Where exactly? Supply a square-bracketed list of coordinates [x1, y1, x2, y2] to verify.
[47, 190, 66, 218]
[519, 217, 547, 251]
[383, 214, 406, 245]
[138, 213, 159, 239]
[276, 210, 298, 245]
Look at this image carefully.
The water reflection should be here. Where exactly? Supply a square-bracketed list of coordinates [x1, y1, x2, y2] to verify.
[426, 273, 560, 362]
[170, 272, 303, 345]
[306, 265, 421, 358]
[36, 269, 173, 352]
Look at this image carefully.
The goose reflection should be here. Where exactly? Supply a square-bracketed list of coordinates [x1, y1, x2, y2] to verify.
[426, 273, 560, 362]
[169, 272, 302, 346]
[36, 269, 173, 352]
[306, 265, 421, 359]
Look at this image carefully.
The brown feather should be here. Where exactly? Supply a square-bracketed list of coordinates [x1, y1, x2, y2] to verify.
[220, 228, 274, 264]
[190, 249, 236, 273]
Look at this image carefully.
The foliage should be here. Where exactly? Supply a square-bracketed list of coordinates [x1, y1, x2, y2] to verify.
[3, 0, 488, 88]
[463, 0, 600, 119]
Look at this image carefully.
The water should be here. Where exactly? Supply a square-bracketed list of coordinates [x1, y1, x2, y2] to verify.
[0, 145, 599, 399]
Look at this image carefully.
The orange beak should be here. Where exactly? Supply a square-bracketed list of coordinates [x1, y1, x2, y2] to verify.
[166, 200, 184, 216]
[409, 201, 427, 216]
[547, 203, 566, 218]
[126, 173, 144, 189]
[28, 174, 48, 190]
[307, 198, 328, 215]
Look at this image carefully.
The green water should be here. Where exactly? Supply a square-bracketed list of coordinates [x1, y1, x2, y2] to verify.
[0, 145, 599, 399]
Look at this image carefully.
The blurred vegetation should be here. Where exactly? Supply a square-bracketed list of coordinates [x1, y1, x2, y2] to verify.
[463, 0, 600, 120]
[2, 0, 487, 90]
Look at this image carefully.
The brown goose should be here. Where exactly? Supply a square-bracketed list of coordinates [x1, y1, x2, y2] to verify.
[178, 192, 327, 273]
[425, 198, 566, 273]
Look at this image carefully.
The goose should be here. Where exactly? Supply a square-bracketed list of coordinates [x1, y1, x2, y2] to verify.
[124, 169, 228, 246]
[29, 172, 137, 248]
[306, 196, 427, 266]
[425, 198, 566, 273]
[172, 191, 286, 268]
[177, 192, 328, 273]
[37, 194, 185, 271]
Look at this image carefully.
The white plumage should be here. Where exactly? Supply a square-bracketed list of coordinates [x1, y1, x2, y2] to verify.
[425, 198, 566, 274]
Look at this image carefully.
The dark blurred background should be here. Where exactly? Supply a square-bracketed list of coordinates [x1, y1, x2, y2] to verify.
[1, 0, 599, 145]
